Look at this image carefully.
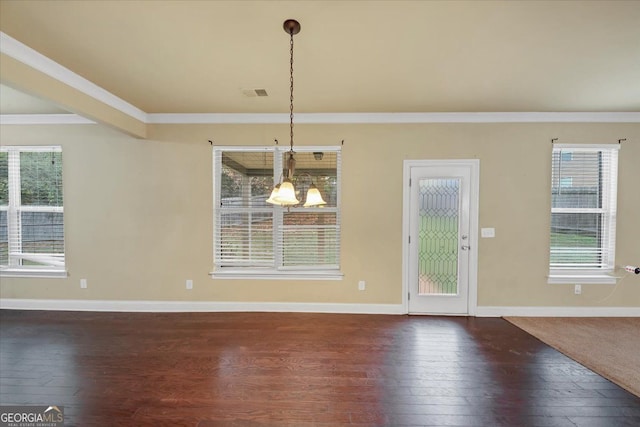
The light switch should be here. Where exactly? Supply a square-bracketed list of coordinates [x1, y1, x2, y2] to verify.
[481, 228, 495, 238]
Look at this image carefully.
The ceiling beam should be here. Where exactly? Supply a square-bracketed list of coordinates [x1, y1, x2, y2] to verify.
[0, 32, 146, 138]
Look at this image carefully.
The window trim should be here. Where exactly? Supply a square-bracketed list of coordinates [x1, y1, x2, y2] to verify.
[210, 269, 343, 281]
[0, 145, 67, 278]
[547, 272, 616, 285]
[211, 145, 342, 280]
[0, 268, 68, 279]
[548, 143, 619, 284]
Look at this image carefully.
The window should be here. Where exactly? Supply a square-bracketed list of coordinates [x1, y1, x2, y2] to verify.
[549, 144, 618, 282]
[212, 146, 341, 279]
[560, 152, 573, 162]
[559, 177, 573, 188]
[0, 146, 65, 277]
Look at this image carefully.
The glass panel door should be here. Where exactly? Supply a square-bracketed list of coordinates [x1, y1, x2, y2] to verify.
[408, 164, 472, 314]
[418, 178, 460, 295]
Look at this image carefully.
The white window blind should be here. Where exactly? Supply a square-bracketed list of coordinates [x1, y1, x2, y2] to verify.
[213, 147, 341, 276]
[550, 144, 618, 272]
[279, 211, 340, 269]
[0, 146, 65, 274]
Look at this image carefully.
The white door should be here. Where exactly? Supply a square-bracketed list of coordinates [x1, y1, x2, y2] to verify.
[406, 161, 477, 315]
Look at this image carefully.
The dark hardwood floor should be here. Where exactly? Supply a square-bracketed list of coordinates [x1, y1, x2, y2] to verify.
[0, 311, 638, 426]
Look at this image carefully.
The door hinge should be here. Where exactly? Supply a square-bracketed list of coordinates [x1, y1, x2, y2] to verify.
[409, 178, 412, 187]
[408, 292, 411, 301]
[408, 235, 411, 244]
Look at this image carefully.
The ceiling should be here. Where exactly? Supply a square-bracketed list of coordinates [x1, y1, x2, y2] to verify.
[1, 0, 639, 115]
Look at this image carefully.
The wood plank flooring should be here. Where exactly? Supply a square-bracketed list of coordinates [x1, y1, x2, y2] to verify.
[1, 310, 638, 426]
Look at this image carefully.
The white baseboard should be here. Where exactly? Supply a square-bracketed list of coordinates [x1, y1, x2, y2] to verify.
[0, 298, 405, 315]
[476, 306, 640, 317]
[1, 299, 637, 317]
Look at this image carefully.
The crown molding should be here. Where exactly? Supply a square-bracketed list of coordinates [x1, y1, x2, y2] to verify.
[0, 114, 95, 125]
[2, 32, 638, 126]
[147, 112, 640, 124]
[3, 112, 637, 126]
[0, 31, 147, 123]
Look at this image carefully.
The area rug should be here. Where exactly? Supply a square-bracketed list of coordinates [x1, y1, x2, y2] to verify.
[504, 317, 640, 397]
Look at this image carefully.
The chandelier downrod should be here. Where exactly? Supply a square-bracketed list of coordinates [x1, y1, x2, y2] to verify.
[284, 20, 300, 161]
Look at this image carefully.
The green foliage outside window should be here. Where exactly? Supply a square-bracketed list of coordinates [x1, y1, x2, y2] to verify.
[0, 152, 7, 205]
[20, 152, 63, 206]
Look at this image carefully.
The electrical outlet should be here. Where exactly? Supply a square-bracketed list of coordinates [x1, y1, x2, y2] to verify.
[80, 279, 87, 289]
[574, 284, 582, 295]
[186, 279, 193, 290]
[358, 280, 366, 291]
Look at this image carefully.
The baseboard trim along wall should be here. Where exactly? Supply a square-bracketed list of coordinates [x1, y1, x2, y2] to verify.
[0, 299, 405, 314]
[1, 299, 638, 316]
[475, 306, 640, 317]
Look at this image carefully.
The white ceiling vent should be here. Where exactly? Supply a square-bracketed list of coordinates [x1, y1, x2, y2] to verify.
[241, 88, 268, 97]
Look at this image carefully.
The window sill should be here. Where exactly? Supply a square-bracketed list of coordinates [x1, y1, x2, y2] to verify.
[0, 268, 68, 279]
[210, 269, 344, 281]
[547, 272, 617, 285]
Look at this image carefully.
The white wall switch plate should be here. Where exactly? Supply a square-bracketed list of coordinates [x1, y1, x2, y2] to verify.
[574, 284, 582, 295]
[186, 279, 193, 290]
[481, 228, 495, 238]
[80, 279, 87, 289]
[358, 280, 366, 291]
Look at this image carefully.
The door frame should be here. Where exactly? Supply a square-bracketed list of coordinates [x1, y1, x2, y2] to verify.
[402, 159, 480, 315]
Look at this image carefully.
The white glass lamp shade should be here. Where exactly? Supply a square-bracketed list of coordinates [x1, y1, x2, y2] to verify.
[276, 179, 299, 205]
[303, 184, 326, 207]
[265, 184, 281, 205]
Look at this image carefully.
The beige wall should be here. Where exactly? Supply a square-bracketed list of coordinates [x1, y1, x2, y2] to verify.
[1, 121, 639, 308]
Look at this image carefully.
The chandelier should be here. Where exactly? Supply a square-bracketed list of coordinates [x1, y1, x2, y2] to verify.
[266, 19, 326, 208]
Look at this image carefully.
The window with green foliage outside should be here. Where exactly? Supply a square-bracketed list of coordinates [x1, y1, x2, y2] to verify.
[0, 146, 65, 273]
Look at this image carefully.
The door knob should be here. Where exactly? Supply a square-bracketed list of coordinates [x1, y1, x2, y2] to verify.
[461, 245, 471, 251]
